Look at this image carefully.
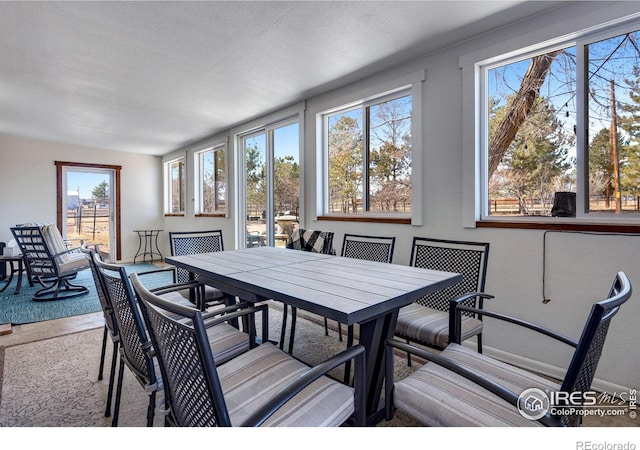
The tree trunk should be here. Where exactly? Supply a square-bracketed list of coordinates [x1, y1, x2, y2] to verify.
[488, 51, 560, 178]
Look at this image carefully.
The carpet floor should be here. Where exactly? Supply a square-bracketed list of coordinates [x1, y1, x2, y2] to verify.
[0, 302, 420, 427]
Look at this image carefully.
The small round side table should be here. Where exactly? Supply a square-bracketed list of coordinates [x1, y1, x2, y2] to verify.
[133, 229, 163, 263]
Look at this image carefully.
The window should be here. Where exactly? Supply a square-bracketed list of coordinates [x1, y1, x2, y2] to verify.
[322, 90, 412, 217]
[196, 146, 226, 215]
[165, 157, 185, 215]
[478, 21, 640, 222]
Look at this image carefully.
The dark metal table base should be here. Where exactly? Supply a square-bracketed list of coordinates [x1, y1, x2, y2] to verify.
[133, 230, 163, 263]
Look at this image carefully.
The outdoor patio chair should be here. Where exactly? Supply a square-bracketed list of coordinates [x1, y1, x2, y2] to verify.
[385, 272, 632, 427]
[94, 255, 261, 427]
[10, 224, 90, 301]
[168, 229, 228, 310]
[283, 228, 335, 354]
[395, 237, 490, 362]
[131, 271, 366, 427]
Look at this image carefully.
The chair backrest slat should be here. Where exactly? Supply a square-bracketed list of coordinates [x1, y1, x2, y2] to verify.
[410, 237, 490, 315]
[94, 256, 156, 386]
[82, 245, 118, 336]
[169, 230, 224, 283]
[559, 272, 631, 426]
[341, 234, 395, 263]
[11, 225, 58, 277]
[286, 228, 335, 255]
[131, 273, 227, 426]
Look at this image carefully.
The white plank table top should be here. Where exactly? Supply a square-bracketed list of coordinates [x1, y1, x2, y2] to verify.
[166, 246, 461, 325]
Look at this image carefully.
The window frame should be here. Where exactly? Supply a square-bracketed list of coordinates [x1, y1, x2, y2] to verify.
[317, 73, 424, 225]
[234, 102, 306, 248]
[194, 144, 227, 217]
[164, 156, 186, 216]
[463, 14, 640, 230]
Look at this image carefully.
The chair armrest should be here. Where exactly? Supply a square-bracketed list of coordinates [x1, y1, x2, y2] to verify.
[446, 292, 493, 343]
[448, 298, 578, 348]
[240, 344, 366, 427]
[198, 302, 270, 347]
[50, 246, 86, 260]
[386, 338, 563, 427]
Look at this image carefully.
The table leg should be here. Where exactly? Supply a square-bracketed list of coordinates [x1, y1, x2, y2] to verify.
[134, 231, 144, 264]
[153, 231, 163, 261]
[13, 259, 24, 294]
[357, 310, 398, 425]
[0, 261, 15, 293]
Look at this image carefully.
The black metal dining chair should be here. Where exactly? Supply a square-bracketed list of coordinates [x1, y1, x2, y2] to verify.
[385, 272, 632, 427]
[394, 237, 490, 363]
[131, 271, 367, 427]
[283, 227, 336, 354]
[168, 229, 228, 310]
[81, 244, 119, 419]
[94, 255, 257, 427]
[333, 234, 396, 383]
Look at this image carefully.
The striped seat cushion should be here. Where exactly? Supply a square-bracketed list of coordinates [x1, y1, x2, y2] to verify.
[396, 303, 483, 348]
[204, 322, 251, 365]
[394, 343, 560, 426]
[218, 343, 355, 426]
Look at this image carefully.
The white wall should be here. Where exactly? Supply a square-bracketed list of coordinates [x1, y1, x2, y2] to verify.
[296, 1, 640, 391]
[0, 133, 164, 262]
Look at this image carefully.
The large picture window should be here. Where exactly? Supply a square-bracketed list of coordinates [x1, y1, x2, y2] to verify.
[323, 90, 412, 216]
[480, 22, 640, 221]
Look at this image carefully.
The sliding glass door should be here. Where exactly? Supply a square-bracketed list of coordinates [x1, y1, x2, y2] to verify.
[240, 120, 299, 247]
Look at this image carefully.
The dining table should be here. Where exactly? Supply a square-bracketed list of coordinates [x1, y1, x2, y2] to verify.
[165, 245, 462, 425]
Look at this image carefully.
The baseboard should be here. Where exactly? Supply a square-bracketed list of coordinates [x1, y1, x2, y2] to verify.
[476, 342, 633, 395]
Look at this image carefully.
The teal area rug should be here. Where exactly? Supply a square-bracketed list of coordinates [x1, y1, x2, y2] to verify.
[0, 263, 172, 325]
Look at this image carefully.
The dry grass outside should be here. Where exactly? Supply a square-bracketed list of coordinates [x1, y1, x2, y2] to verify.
[66, 207, 110, 252]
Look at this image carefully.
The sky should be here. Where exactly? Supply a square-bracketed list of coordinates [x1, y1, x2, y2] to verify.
[66, 170, 110, 199]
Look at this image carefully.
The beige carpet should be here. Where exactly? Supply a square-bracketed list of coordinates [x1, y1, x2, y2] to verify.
[0, 303, 419, 427]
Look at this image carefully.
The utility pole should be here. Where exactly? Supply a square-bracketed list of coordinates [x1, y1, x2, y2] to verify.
[610, 79, 621, 214]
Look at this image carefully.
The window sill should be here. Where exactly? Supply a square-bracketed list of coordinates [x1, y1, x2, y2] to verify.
[195, 213, 226, 218]
[317, 215, 411, 225]
[476, 220, 640, 233]
[164, 213, 185, 217]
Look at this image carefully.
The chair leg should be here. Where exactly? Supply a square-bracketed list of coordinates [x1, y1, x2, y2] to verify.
[111, 358, 125, 427]
[338, 322, 343, 341]
[477, 333, 483, 354]
[32, 275, 89, 301]
[343, 325, 355, 384]
[98, 325, 108, 381]
[324, 317, 329, 336]
[406, 339, 412, 367]
[280, 304, 288, 350]
[147, 390, 156, 427]
[105, 340, 119, 418]
[288, 306, 297, 355]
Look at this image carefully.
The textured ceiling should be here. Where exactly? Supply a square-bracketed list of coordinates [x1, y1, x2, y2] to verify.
[0, 1, 566, 155]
